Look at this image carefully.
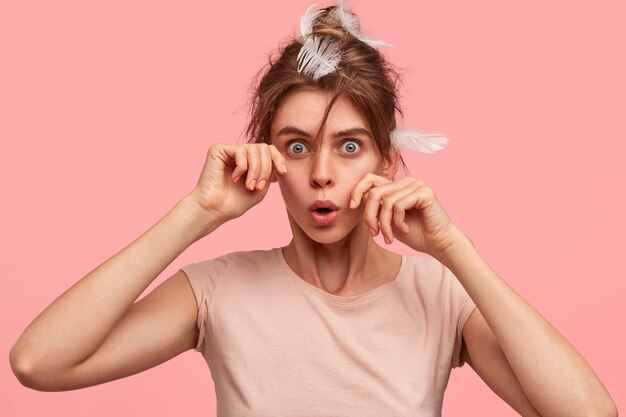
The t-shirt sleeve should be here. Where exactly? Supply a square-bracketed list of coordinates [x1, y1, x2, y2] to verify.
[443, 264, 478, 368]
[179, 258, 225, 353]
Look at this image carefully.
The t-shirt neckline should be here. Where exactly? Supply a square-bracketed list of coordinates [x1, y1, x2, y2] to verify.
[275, 246, 406, 304]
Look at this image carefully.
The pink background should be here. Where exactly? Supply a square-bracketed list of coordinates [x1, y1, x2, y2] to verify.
[1, 0, 624, 415]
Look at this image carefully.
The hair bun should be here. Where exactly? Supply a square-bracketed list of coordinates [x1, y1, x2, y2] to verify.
[307, 4, 395, 49]
[310, 6, 360, 39]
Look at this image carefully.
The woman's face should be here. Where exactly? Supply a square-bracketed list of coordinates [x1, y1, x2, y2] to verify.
[271, 88, 395, 244]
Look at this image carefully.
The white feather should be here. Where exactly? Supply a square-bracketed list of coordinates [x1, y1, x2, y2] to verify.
[331, 0, 395, 48]
[297, 35, 342, 80]
[331, 0, 359, 37]
[300, 4, 323, 37]
[390, 129, 449, 154]
[356, 36, 395, 49]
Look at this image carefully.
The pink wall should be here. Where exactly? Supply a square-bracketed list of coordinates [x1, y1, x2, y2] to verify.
[1, 1, 623, 415]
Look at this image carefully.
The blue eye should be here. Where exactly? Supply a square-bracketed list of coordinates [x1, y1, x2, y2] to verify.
[341, 140, 361, 154]
[287, 141, 309, 155]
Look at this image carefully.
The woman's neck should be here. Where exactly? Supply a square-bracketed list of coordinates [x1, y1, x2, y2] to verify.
[282, 221, 401, 297]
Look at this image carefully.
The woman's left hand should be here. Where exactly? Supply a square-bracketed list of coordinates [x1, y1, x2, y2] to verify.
[350, 173, 466, 257]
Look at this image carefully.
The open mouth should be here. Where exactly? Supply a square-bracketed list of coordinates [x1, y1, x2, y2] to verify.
[315, 208, 333, 214]
[310, 200, 339, 225]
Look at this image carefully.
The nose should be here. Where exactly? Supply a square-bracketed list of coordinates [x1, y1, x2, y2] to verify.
[309, 148, 334, 188]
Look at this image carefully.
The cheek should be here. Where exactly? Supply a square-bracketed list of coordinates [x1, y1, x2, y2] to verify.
[346, 168, 368, 183]
[276, 175, 301, 204]
[344, 165, 377, 189]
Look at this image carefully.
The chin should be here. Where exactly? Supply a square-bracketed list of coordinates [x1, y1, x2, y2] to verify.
[300, 223, 362, 246]
[307, 233, 348, 245]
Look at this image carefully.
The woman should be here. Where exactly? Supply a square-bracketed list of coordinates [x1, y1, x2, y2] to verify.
[9, 2, 617, 416]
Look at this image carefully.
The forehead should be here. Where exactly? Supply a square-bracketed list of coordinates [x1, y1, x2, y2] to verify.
[271, 89, 370, 137]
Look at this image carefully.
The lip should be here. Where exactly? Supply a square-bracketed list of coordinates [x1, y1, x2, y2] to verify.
[311, 209, 338, 226]
[309, 200, 339, 211]
[309, 199, 339, 226]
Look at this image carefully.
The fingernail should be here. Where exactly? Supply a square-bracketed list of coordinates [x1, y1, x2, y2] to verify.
[281, 164, 287, 174]
[249, 179, 256, 190]
[384, 235, 392, 244]
[350, 198, 356, 209]
[369, 228, 377, 237]
[233, 175, 241, 183]
[257, 180, 266, 190]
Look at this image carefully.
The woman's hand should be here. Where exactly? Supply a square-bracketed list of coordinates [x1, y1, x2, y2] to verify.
[189, 143, 287, 223]
[350, 173, 466, 257]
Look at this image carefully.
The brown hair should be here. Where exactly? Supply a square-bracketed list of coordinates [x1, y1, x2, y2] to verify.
[244, 5, 407, 173]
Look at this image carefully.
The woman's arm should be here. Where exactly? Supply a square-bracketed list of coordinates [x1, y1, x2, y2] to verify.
[437, 232, 618, 417]
[9, 195, 219, 391]
[461, 309, 542, 417]
[9, 143, 287, 391]
[351, 174, 617, 417]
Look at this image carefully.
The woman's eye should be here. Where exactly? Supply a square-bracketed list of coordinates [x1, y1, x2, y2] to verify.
[341, 140, 361, 154]
[287, 141, 309, 155]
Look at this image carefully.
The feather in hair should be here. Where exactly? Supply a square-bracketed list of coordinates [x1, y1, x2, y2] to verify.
[390, 129, 449, 154]
[300, 4, 323, 36]
[297, 35, 342, 80]
[331, 0, 395, 48]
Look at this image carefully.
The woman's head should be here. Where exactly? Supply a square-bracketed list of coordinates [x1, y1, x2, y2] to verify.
[245, 4, 407, 174]
[270, 88, 395, 244]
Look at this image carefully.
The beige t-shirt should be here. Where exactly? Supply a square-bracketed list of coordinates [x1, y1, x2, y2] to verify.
[180, 247, 476, 417]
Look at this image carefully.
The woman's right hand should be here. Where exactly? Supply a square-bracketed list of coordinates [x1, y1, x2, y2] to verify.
[189, 143, 287, 224]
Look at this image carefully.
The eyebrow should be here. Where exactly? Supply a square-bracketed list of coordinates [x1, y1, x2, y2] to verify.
[276, 126, 372, 139]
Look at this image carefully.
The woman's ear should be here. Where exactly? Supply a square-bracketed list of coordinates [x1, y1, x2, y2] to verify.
[380, 150, 400, 180]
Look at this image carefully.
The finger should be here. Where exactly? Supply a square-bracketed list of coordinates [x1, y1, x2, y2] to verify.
[362, 189, 379, 233]
[245, 145, 261, 190]
[362, 181, 399, 234]
[269, 144, 288, 175]
[378, 183, 420, 242]
[412, 184, 436, 210]
[364, 179, 414, 238]
[391, 183, 423, 234]
[256, 144, 271, 190]
[231, 146, 248, 182]
[350, 173, 391, 209]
